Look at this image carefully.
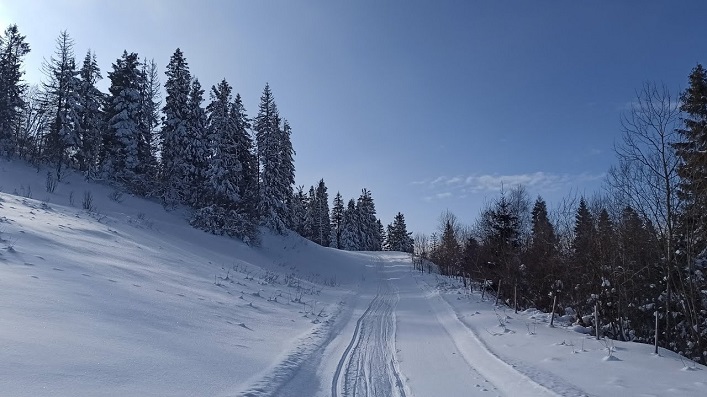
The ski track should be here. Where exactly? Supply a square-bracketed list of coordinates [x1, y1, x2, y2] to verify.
[333, 283, 406, 397]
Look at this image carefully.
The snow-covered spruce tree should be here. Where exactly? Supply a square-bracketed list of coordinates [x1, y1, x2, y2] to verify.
[385, 212, 413, 253]
[192, 79, 258, 243]
[135, 57, 160, 189]
[673, 64, 707, 363]
[310, 179, 331, 246]
[570, 197, 597, 314]
[182, 78, 209, 207]
[41, 30, 82, 179]
[356, 188, 382, 251]
[289, 185, 308, 237]
[303, 185, 316, 240]
[340, 198, 360, 250]
[160, 48, 192, 207]
[254, 83, 293, 233]
[377, 219, 386, 250]
[0, 24, 30, 157]
[329, 191, 344, 248]
[103, 51, 145, 191]
[525, 196, 560, 310]
[75, 50, 105, 179]
[231, 93, 259, 230]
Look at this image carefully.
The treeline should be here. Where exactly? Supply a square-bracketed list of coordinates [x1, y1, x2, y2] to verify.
[0, 24, 413, 251]
[417, 76, 707, 364]
[290, 181, 413, 253]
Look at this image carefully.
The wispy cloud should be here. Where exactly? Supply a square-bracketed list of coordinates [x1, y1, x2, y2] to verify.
[413, 171, 605, 200]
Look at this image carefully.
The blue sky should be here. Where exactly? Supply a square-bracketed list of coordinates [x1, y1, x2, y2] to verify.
[2, 1, 707, 235]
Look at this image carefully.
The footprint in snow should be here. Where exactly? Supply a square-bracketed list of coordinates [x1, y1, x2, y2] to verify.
[108, 279, 117, 283]
[52, 268, 63, 271]
[177, 293, 186, 297]
[81, 273, 91, 277]
[132, 284, 141, 288]
[30, 275, 38, 279]
[23, 262, 34, 266]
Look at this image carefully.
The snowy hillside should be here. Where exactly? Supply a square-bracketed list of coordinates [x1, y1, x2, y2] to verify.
[0, 159, 705, 397]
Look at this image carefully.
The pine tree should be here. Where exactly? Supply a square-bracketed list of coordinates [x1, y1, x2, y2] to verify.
[41, 31, 81, 178]
[385, 212, 414, 253]
[311, 179, 331, 246]
[183, 78, 209, 206]
[437, 220, 460, 275]
[75, 50, 104, 179]
[526, 197, 559, 308]
[329, 191, 344, 248]
[104, 51, 144, 189]
[0, 24, 30, 156]
[193, 79, 258, 243]
[571, 198, 597, 312]
[356, 188, 380, 251]
[673, 63, 707, 364]
[161, 48, 192, 206]
[340, 199, 360, 250]
[136, 57, 160, 186]
[231, 93, 258, 227]
[290, 185, 308, 237]
[254, 83, 293, 233]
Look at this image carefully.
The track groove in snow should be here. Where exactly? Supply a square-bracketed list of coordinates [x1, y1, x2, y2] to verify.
[332, 282, 406, 397]
[421, 283, 561, 397]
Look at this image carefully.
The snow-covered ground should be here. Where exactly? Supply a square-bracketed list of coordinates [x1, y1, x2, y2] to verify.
[0, 159, 705, 396]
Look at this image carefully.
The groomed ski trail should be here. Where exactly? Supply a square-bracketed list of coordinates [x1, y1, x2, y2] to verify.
[332, 281, 406, 397]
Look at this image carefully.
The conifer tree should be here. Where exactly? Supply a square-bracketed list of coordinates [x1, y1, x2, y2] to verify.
[313, 179, 331, 246]
[356, 188, 381, 250]
[231, 93, 258, 219]
[329, 192, 344, 248]
[183, 78, 209, 206]
[340, 199, 360, 250]
[161, 48, 192, 205]
[290, 185, 308, 237]
[75, 50, 104, 178]
[0, 24, 30, 156]
[673, 64, 707, 363]
[136, 57, 160, 185]
[103, 51, 144, 189]
[385, 212, 413, 253]
[254, 83, 293, 233]
[42, 31, 81, 178]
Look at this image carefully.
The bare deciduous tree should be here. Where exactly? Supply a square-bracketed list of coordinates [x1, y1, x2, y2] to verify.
[606, 81, 681, 348]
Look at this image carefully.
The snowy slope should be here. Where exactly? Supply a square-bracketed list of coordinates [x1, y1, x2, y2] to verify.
[1, 158, 705, 397]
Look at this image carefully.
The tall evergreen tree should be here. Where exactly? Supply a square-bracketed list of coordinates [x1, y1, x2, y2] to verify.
[356, 188, 381, 250]
[41, 31, 81, 178]
[329, 191, 344, 248]
[136, 57, 160, 185]
[311, 179, 331, 246]
[0, 24, 30, 156]
[673, 64, 707, 363]
[385, 212, 414, 253]
[103, 51, 144, 189]
[254, 83, 293, 233]
[75, 50, 104, 178]
[231, 93, 258, 224]
[290, 185, 308, 237]
[161, 48, 192, 205]
[183, 78, 209, 206]
[340, 199, 360, 250]
[571, 198, 597, 312]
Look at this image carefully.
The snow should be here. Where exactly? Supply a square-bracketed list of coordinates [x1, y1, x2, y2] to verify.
[0, 158, 705, 396]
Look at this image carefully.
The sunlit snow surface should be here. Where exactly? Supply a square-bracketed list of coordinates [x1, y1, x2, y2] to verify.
[0, 159, 705, 396]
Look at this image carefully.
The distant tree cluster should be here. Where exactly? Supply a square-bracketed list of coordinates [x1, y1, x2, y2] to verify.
[416, 74, 707, 364]
[0, 26, 302, 244]
[289, 181, 412, 253]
